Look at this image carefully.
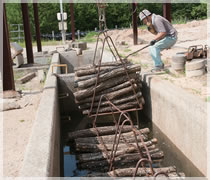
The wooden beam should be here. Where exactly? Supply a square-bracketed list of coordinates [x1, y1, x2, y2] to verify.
[3, 4, 15, 91]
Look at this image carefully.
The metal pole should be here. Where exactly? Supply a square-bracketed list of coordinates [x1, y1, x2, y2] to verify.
[132, 2, 138, 45]
[59, 0, 66, 44]
[21, 3, 34, 64]
[3, 4, 15, 91]
[70, 1, 75, 41]
[33, 3, 42, 52]
[163, 3, 171, 22]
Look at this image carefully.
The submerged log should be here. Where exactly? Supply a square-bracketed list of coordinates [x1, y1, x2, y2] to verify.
[77, 64, 141, 88]
[68, 126, 149, 141]
[78, 92, 143, 109]
[77, 148, 161, 163]
[75, 131, 148, 144]
[78, 151, 164, 170]
[75, 138, 158, 153]
[86, 166, 177, 177]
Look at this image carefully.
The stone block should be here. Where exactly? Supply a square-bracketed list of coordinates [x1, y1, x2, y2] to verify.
[15, 54, 24, 68]
[10, 42, 23, 58]
[72, 42, 87, 51]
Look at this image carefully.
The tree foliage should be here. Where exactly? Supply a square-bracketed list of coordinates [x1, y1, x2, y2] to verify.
[5, 3, 207, 39]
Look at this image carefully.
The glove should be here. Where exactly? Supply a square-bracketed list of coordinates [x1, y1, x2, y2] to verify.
[150, 40, 157, 46]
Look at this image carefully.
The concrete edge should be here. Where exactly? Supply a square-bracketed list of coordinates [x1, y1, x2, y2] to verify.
[142, 73, 207, 175]
[19, 53, 61, 177]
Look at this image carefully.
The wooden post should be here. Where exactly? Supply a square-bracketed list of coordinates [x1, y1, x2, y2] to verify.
[3, 4, 15, 91]
[70, 1, 75, 41]
[33, 3, 42, 52]
[132, 3, 138, 45]
[21, 3, 34, 63]
[163, 2, 171, 22]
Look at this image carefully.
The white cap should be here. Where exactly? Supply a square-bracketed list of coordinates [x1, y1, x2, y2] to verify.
[139, 9, 151, 21]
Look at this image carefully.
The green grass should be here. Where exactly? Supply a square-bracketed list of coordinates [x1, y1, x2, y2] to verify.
[205, 96, 210, 102]
[124, 48, 132, 52]
[172, 17, 188, 25]
[19, 120, 25, 122]
[12, 40, 62, 48]
[79, 31, 99, 43]
[14, 71, 27, 81]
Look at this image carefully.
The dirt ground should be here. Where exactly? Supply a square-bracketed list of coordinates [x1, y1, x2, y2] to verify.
[2, 19, 209, 177]
[106, 19, 209, 100]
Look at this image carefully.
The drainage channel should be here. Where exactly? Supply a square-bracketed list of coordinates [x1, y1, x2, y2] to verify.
[61, 113, 204, 177]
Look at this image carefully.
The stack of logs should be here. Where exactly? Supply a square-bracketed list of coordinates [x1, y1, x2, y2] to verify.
[74, 61, 144, 115]
[68, 125, 185, 177]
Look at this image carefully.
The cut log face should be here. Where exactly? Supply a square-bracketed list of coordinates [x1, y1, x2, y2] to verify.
[68, 126, 149, 141]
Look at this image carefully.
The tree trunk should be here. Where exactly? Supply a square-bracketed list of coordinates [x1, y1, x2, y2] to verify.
[82, 100, 142, 114]
[78, 92, 143, 109]
[74, 60, 131, 71]
[74, 78, 137, 101]
[75, 138, 158, 153]
[77, 64, 141, 88]
[78, 151, 164, 171]
[68, 126, 149, 141]
[75, 131, 149, 144]
[77, 148, 161, 163]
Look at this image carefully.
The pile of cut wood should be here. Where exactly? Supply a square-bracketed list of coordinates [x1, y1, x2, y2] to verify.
[68, 125, 185, 177]
[73, 61, 144, 115]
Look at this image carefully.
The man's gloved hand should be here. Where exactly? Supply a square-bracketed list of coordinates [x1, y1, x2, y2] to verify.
[150, 40, 157, 46]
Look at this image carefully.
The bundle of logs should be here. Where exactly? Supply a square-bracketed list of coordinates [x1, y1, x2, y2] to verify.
[68, 125, 185, 177]
[73, 61, 144, 115]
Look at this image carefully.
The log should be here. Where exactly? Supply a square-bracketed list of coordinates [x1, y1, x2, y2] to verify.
[77, 64, 141, 88]
[74, 78, 136, 101]
[74, 73, 138, 99]
[85, 166, 177, 177]
[78, 151, 164, 171]
[78, 92, 142, 109]
[74, 61, 131, 71]
[75, 65, 125, 77]
[75, 131, 148, 144]
[82, 100, 142, 115]
[77, 148, 161, 163]
[68, 126, 149, 141]
[75, 138, 158, 153]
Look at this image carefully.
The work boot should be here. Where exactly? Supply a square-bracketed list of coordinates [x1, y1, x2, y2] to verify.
[151, 64, 164, 72]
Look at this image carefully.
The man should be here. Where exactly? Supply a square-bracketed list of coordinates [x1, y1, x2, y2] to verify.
[139, 9, 178, 72]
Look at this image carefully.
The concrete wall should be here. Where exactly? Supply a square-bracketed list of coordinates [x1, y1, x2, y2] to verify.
[142, 73, 207, 176]
[59, 49, 100, 73]
[20, 53, 61, 177]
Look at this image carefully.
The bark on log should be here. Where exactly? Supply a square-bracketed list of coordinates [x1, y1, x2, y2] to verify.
[85, 166, 177, 177]
[78, 151, 164, 170]
[74, 61, 131, 71]
[82, 100, 143, 115]
[75, 131, 149, 144]
[74, 73, 137, 99]
[77, 148, 160, 163]
[68, 126, 149, 141]
[75, 138, 158, 153]
[78, 92, 142, 109]
[74, 78, 137, 101]
[77, 64, 141, 88]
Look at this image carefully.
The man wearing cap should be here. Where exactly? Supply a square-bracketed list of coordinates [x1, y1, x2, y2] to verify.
[139, 9, 177, 72]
